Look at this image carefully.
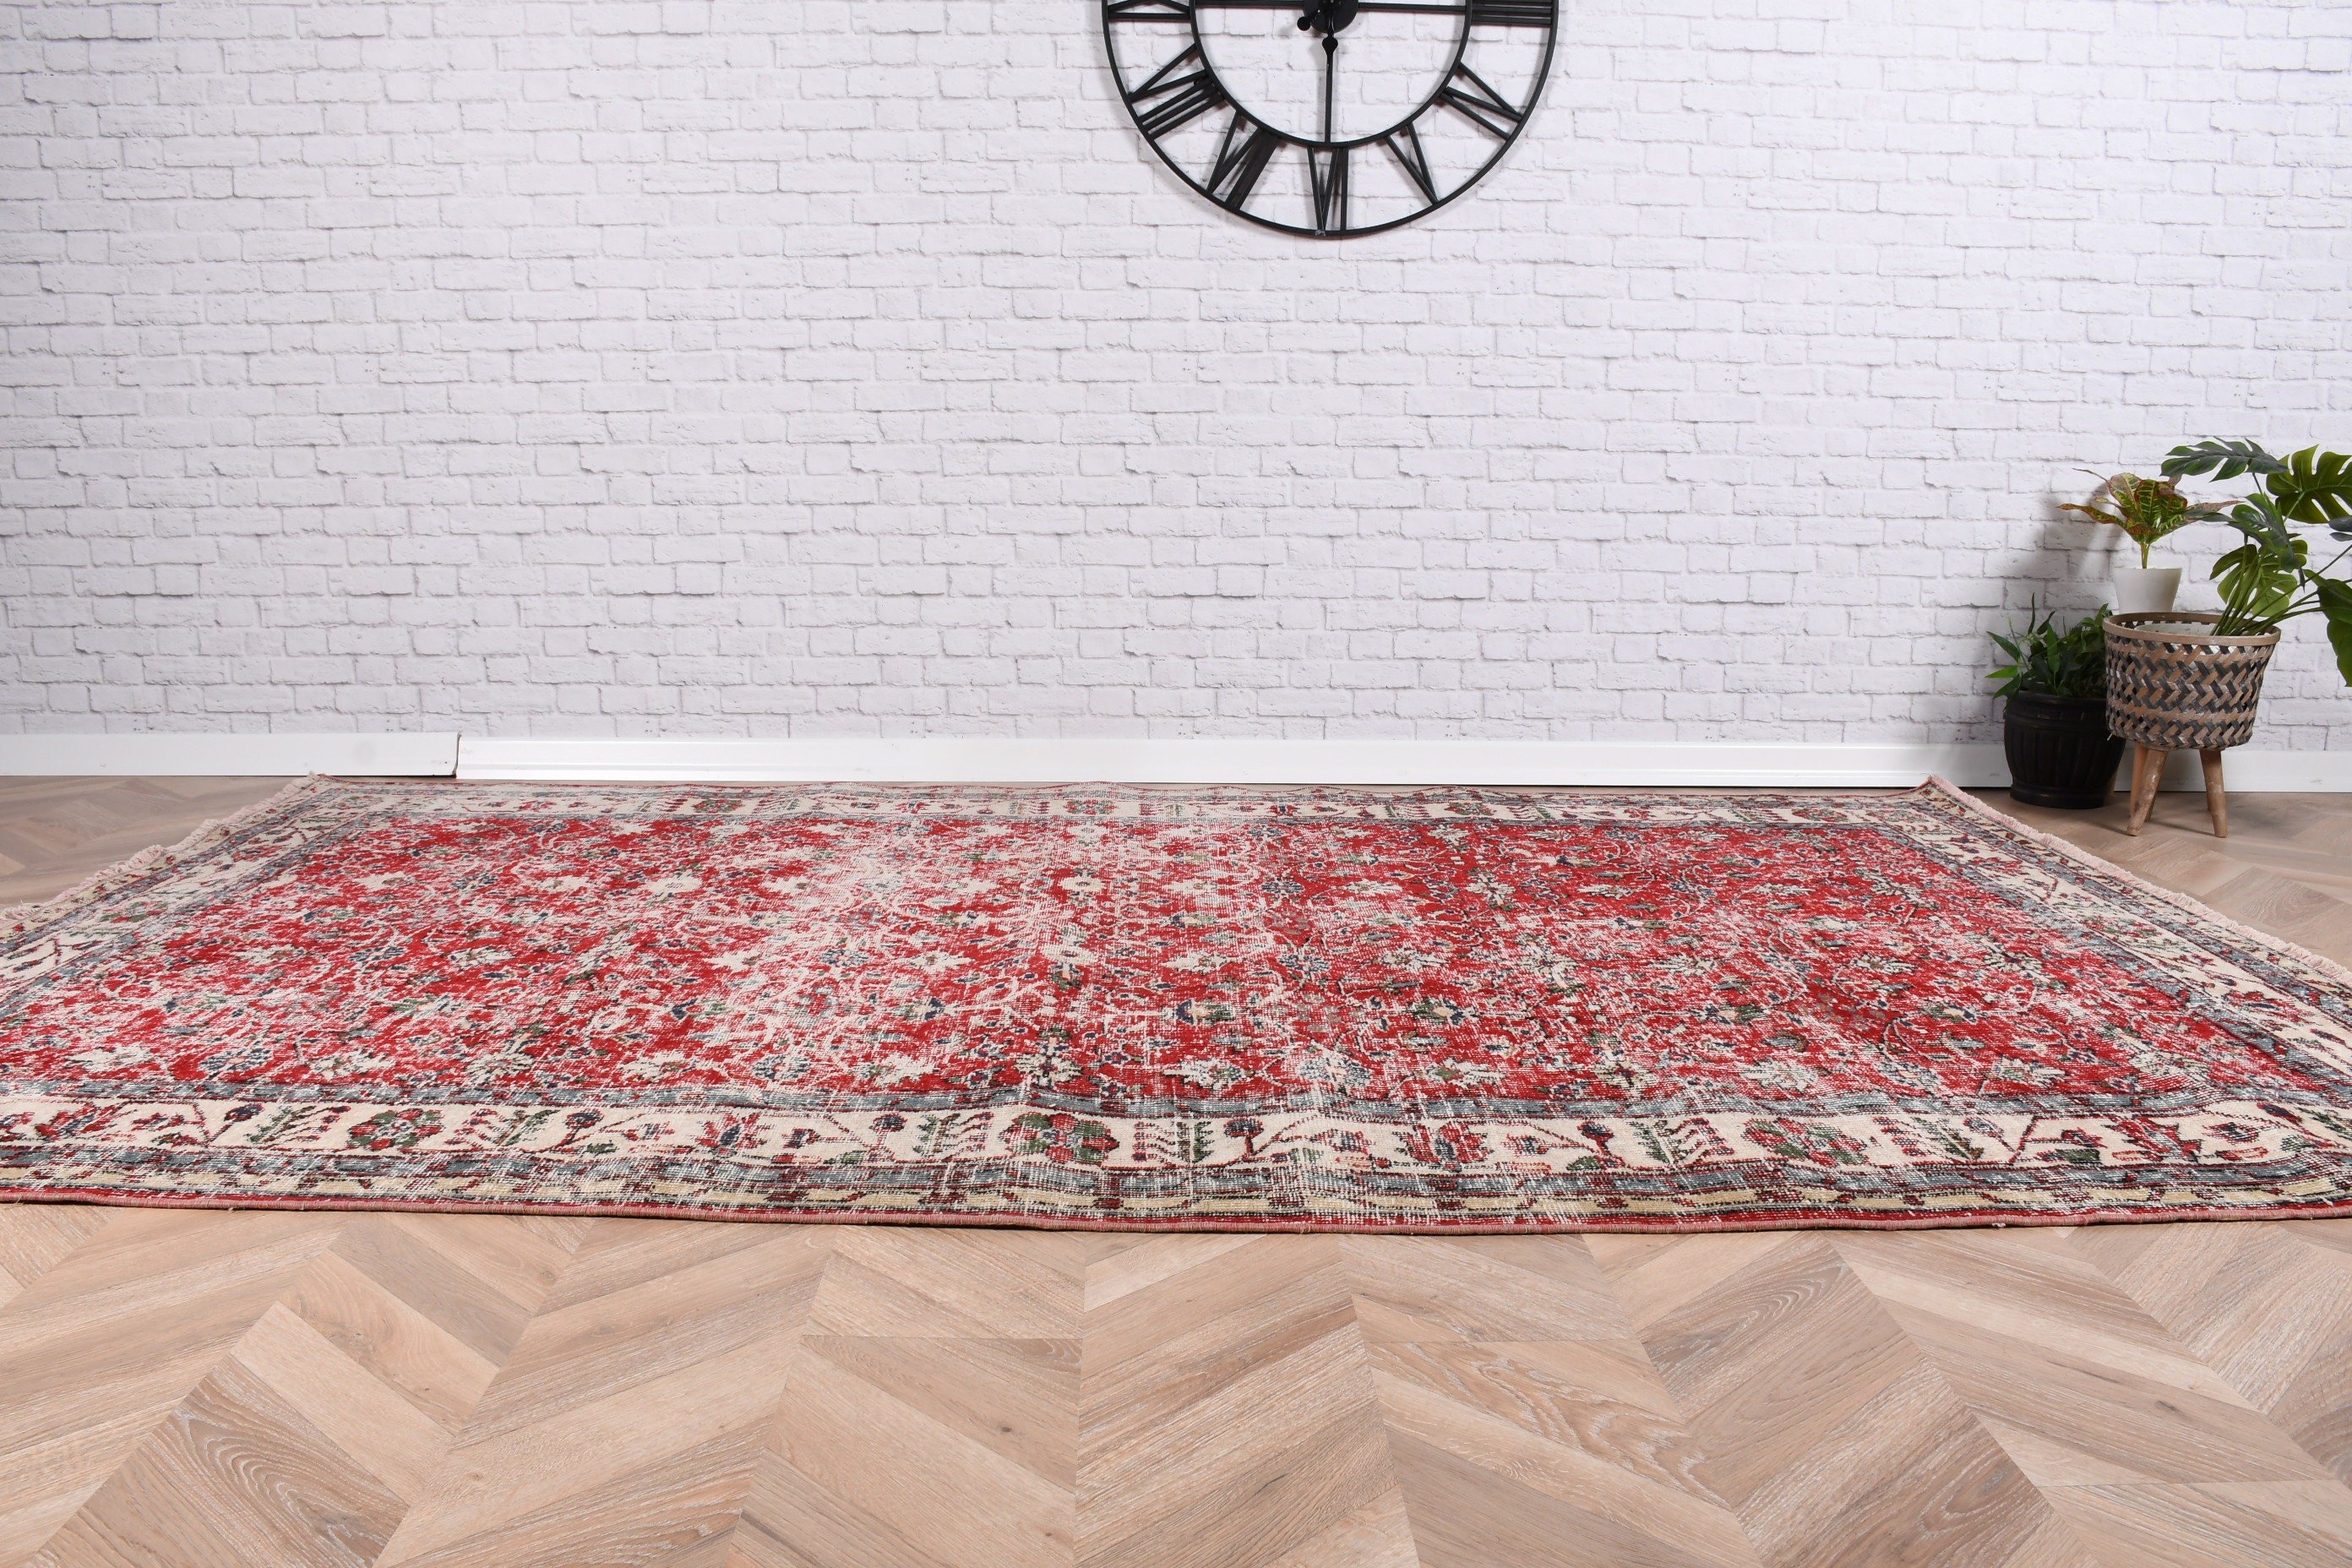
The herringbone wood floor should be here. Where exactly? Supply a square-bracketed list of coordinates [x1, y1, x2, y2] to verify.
[3, 775, 2350, 1568]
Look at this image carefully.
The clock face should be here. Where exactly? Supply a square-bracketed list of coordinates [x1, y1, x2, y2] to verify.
[1102, 0, 1556, 238]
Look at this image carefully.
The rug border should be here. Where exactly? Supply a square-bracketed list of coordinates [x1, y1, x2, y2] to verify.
[3, 1183, 2349, 1234]
[1920, 775, 2352, 990]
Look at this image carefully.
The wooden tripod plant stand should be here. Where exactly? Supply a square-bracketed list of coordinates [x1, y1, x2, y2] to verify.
[2105, 612, 2280, 844]
[2124, 744, 2229, 839]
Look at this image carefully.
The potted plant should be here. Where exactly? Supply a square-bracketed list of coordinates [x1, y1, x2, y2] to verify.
[1990, 605, 2124, 809]
[2061, 471, 2227, 614]
[2103, 440, 2352, 837]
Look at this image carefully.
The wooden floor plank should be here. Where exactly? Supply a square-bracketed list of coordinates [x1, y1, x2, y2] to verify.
[451, 1226, 830, 1446]
[371, 1327, 803, 1565]
[1340, 1235, 1632, 1344]
[363, 1225, 827, 1567]
[280, 1250, 504, 1437]
[384, 1429, 760, 1568]
[1627, 1233, 2099, 1567]
[1078, 1236, 1405, 1568]
[2039, 1480, 2352, 1568]
[808, 1228, 1088, 1342]
[0, 1211, 347, 1562]
[1370, 1340, 1761, 1567]
[749, 1336, 1076, 1568]
[0, 1209, 109, 1313]
[27, 1353, 407, 1568]
[1832, 1230, 2330, 1488]
[1252, 1490, 1419, 1568]
[2066, 1222, 2352, 1489]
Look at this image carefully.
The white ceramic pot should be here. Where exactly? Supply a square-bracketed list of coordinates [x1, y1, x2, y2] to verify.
[2112, 566, 2181, 616]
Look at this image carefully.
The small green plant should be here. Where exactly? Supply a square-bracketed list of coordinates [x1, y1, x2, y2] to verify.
[1990, 605, 2109, 700]
[2059, 472, 2227, 568]
[2161, 440, 2352, 680]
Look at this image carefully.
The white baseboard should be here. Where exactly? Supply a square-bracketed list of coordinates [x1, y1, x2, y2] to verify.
[2176, 749, 2352, 791]
[2, 732, 2343, 791]
[0, 732, 460, 778]
[460, 737, 1993, 786]
[455, 736, 2352, 792]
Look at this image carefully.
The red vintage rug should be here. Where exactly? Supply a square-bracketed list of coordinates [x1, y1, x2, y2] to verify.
[3, 778, 2349, 1232]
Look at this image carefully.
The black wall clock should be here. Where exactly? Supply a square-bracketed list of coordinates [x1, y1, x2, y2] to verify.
[1103, 0, 1556, 237]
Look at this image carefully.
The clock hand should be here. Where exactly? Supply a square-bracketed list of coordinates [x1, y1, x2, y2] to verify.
[1193, 0, 1465, 11]
[1321, 34, 1337, 142]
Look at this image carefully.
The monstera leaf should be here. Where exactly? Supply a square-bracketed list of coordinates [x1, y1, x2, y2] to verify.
[2167, 441, 2352, 531]
[2263, 446, 2352, 531]
[2164, 438, 2289, 485]
[2211, 495, 2307, 632]
[2212, 540, 2303, 629]
[2319, 578, 2352, 689]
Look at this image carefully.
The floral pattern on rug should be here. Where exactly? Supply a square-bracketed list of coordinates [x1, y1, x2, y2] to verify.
[3, 778, 2350, 1231]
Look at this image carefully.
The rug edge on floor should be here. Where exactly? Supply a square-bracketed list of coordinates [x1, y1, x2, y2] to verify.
[4, 775, 2350, 1233]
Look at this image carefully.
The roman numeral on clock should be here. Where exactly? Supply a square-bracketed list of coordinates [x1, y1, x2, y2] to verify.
[1106, 0, 1195, 22]
[1435, 62, 1524, 139]
[1206, 114, 1283, 210]
[1309, 145, 1349, 235]
[1107, 0, 1553, 236]
[1383, 121, 1437, 204]
[1130, 44, 1230, 139]
[1467, 0, 1554, 24]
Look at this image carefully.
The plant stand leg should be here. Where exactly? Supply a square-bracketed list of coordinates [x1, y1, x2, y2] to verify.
[2199, 748, 2229, 839]
[2126, 744, 2165, 836]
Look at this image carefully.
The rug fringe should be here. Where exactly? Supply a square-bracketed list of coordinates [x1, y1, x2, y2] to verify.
[0, 775, 332, 940]
[1919, 774, 2352, 988]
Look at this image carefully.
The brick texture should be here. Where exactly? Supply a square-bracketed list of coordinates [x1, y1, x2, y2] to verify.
[1, 0, 2347, 743]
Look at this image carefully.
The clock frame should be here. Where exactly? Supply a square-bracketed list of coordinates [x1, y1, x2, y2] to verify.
[1103, 0, 1558, 238]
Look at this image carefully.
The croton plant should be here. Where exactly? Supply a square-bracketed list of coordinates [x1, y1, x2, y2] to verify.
[2060, 471, 2225, 569]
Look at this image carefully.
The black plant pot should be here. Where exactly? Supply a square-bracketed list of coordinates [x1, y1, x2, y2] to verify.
[2005, 692, 2126, 810]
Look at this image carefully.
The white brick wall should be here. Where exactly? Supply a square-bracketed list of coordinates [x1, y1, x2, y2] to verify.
[2, 0, 2348, 746]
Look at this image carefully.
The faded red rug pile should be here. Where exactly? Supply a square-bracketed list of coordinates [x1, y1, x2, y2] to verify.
[3, 778, 2349, 1232]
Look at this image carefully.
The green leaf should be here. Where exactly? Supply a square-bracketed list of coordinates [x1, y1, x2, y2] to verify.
[2317, 578, 2352, 690]
[2212, 536, 2301, 630]
[2212, 541, 2259, 599]
[2266, 446, 2352, 528]
[2230, 493, 2302, 557]
[2065, 474, 2195, 551]
[2164, 438, 2287, 483]
[1987, 603, 2105, 699]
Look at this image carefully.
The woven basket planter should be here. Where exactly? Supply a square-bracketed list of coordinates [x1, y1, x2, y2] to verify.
[2104, 612, 2280, 753]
